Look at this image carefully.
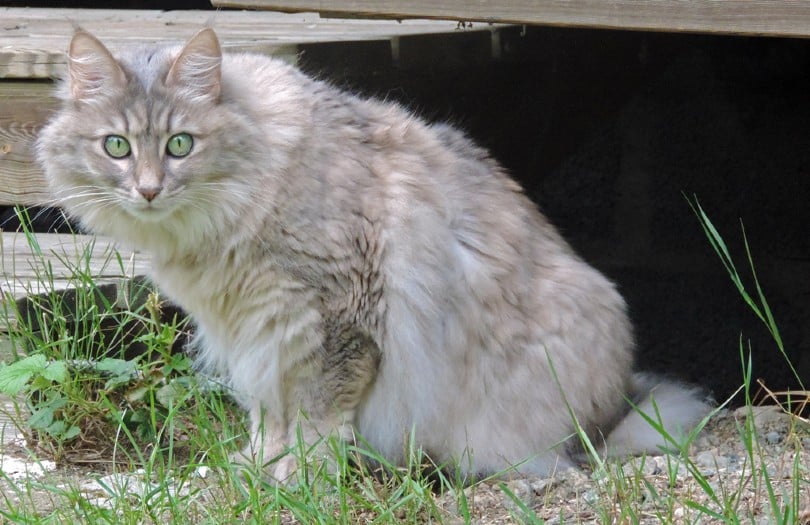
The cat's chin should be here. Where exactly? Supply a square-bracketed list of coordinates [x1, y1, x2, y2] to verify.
[124, 204, 177, 223]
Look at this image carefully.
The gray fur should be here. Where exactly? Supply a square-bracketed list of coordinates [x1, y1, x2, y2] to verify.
[37, 28, 710, 482]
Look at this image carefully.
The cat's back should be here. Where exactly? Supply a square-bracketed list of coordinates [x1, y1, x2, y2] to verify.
[211, 47, 624, 340]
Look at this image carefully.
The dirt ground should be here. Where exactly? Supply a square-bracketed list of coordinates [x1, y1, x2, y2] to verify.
[2, 403, 808, 523]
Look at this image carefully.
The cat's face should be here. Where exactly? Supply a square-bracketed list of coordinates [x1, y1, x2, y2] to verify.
[66, 83, 218, 223]
[38, 29, 268, 245]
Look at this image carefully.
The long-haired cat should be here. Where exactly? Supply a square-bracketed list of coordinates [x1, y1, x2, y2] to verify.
[37, 28, 709, 482]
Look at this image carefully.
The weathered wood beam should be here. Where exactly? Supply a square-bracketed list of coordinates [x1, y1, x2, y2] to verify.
[211, 0, 810, 39]
[0, 232, 149, 302]
[0, 83, 57, 207]
[0, 8, 493, 79]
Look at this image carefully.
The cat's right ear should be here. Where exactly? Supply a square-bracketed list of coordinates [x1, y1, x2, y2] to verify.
[67, 30, 127, 102]
[166, 28, 222, 103]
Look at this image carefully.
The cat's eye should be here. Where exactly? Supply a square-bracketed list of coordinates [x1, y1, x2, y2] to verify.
[104, 135, 131, 158]
[166, 133, 193, 158]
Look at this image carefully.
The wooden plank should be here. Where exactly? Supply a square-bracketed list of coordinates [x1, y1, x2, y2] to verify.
[0, 8, 494, 79]
[0, 232, 149, 303]
[0, 83, 58, 207]
[212, 0, 810, 39]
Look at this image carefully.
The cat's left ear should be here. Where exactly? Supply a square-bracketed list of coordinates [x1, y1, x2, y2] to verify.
[166, 28, 222, 103]
[67, 30, 128, 102]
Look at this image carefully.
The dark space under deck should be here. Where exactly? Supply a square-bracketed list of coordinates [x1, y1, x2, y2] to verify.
[296, 26, 810, 405]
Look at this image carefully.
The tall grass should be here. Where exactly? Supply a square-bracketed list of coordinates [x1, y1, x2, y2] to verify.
[686, 197, 808, 523]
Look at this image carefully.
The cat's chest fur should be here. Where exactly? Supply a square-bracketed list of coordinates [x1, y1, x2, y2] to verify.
[150, 245, 324, 406]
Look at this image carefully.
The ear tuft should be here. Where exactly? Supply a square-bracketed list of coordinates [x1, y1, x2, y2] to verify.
[166, 28, 222, 103]
[67, 30, 127, 102]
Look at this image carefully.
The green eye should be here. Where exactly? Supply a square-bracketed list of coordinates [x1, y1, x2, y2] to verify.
[166, 133, 193, 158]
[103, 135, 131, 158]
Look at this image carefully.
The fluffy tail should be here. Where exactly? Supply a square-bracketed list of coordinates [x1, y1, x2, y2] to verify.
[602, 373, 712, 457]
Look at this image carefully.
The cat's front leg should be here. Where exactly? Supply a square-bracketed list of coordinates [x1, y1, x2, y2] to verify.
[232, 403, 288, 478]
[272, 324, 380, 484]
[250, 404, 288, 466]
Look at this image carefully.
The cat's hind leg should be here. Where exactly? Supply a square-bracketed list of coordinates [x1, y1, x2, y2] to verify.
[270, 323, 380, 484]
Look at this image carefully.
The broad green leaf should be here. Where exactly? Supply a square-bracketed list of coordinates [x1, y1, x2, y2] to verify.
[156, 380, 188, 408]
[97, 358, 138, 389]
[40, 360, 68, 383]
[0, 365, 34, 395]
[62, 425, 81, 440]
[125, 384, 150, 404]
[0, 354, 47, 395]
[96, 358, 137, 377]
[28, 405, 55, 431]
[46, 419, 67, 437]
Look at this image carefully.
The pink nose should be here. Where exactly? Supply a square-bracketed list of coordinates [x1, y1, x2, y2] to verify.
[138, 186, 161, 202]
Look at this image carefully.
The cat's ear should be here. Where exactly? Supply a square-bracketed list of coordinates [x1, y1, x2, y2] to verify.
[166, 28, 222, 103]
[67, 30, 127, 102]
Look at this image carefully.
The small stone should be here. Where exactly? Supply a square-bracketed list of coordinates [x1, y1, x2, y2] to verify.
[80, 469, 157, 508]
[582, 489, 600, 505]
[644, 456, 667, 476]
[530, 477, 558, 494]
[695, 449, 717, 467]
[725, 453, 741, 467]
[755, 514, 776, 525]
[501, 479, 534, 510]
[764, 431, 783, 445]
[737, 405, 789, 431]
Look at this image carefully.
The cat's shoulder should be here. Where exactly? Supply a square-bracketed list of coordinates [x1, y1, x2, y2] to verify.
[221, 51, 309, 84]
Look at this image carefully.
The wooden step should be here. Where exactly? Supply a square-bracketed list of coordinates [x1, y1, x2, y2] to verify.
[214, 0, 810, 39]
[0, 7, 496, 80]
[0, 232, 150, 327]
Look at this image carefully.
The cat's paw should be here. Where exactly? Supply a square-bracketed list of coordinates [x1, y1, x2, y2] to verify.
[228, 444, 296, 486]
[270, 455, 299, 485]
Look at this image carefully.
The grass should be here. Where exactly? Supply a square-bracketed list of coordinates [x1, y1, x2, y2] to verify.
[0, 202, 807, 524]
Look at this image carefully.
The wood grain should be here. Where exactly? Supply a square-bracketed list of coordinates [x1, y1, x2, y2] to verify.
[212, 0, 810, 39]
[0, 83, 59, 206]
[0, 8, 490, 79]
[0, 232, 149, 303]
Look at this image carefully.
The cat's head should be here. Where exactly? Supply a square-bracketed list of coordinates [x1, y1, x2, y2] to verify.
[37, 29, 305, 251]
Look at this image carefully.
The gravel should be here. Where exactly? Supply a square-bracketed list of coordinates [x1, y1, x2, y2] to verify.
[432, 405, 809, 524]
[1, 404, 808, 523]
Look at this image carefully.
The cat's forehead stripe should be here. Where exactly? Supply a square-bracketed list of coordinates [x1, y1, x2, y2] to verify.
[119, 45, 177, 93]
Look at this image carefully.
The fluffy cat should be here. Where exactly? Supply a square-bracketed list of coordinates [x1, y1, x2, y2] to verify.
[37, 28, 710, 482]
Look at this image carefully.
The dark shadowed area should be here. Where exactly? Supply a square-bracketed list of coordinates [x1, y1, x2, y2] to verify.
[296, 27, 810, 405]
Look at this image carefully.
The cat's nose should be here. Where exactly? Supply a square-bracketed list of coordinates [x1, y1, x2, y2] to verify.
[138, 186, 162, 202]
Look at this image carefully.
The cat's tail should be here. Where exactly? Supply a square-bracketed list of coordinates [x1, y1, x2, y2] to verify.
[601, 373, 713, 457]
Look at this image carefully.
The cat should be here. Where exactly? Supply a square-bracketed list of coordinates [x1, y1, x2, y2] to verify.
[37, 27, 710, 483]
